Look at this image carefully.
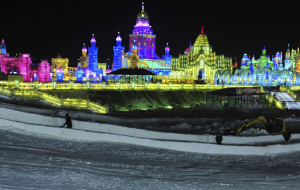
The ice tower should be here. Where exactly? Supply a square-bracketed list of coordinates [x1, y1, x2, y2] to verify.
[162, 43, 172, 66]
[88, 34, 99, 72]
[1, 39, 6, 54]
[259, 46, 268, 68]
[113, 32, 125, 71]
[284, 44, 291, 70]
[129, 2, 158, 59]
[241, 53, 249, 68]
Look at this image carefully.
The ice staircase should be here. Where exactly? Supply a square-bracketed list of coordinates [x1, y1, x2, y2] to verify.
[271, 91, 300, 109]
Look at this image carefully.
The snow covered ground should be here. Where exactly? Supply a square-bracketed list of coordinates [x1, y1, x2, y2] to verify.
[1, 127, 300, 189]
[1, 103, 300, 155]
[1, 102, 300, 189]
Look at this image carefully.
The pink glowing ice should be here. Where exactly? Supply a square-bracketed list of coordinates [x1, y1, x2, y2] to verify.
[38, 60, 51, 82]
[90, 34, 96, 43]
[135, 21, 150, 27]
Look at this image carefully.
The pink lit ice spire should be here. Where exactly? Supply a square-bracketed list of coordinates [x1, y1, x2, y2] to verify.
[82, 43, 87, 54]
[1, 39, 4, 44]
[165, 43, 170, 52]
[201, 26, 204, 35]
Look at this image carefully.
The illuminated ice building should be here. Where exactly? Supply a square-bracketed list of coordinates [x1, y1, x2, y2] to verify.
[52, 34, 104, 82]
[112, 3, 171, 75]
[169, 27, 232, 84]
[214, 45, 300, 86]
[0, 39, 51, 82]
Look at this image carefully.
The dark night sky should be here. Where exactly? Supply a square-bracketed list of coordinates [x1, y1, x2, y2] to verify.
[1, 0, 300, 66]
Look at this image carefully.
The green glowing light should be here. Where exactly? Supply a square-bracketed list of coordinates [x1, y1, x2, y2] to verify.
[141, 14, 144, 17]
[165, 106, 173, 109]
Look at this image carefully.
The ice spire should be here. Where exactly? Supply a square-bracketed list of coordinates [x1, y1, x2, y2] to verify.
[116, 31, 122, 44]
[165, 43, 170, 54]
[82, 43, 87, 55]
[0, 39, 6, 54]
[132, 40, 137, 50]
[90, 34, 96, 47]
[201, 26, 204, 35]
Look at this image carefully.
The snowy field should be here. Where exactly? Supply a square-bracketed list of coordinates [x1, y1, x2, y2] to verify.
[1, 102, 300, 189]
[1, 127, 300, 189]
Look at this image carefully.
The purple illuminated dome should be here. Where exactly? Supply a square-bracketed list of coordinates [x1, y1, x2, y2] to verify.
[165, 43, 170, 51]
[116, 32, 122, 42]
[90, 34, 96, 43]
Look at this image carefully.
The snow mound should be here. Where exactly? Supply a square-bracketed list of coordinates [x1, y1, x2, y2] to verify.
[239, 128, 269, 136]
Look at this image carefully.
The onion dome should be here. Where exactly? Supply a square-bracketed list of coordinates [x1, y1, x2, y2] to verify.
[90, 34, 96, 43]
[116, 31, 122, 42]
[165, 43, 170, 51]
[82, 43, 87, 53]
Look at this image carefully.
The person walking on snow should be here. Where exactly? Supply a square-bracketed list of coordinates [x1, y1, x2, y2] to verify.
[215, 133, 223, 145]
[62, 114, 72, 128]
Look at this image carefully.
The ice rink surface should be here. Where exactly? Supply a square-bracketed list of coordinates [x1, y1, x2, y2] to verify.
[1, 128, 300, 190]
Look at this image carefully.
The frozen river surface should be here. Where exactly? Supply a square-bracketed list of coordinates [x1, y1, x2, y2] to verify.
[1, 128, 300, 190]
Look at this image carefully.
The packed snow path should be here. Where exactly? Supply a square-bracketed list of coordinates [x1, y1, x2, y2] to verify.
[271, 91, 300, 110]
[1, 106, 300, 155]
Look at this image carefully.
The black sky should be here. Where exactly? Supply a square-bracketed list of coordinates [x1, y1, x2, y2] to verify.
[1, 0, 300, 66]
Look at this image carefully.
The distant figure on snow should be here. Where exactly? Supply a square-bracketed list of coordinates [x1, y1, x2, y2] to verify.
[61, 114, 72, 128]
[215, 133, 223, 145]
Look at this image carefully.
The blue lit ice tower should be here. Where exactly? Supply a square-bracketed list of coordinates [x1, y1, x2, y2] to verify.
[88, 34, 98, 72]
[162, 43, 172, 65]
[112, 32, 125, 71]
